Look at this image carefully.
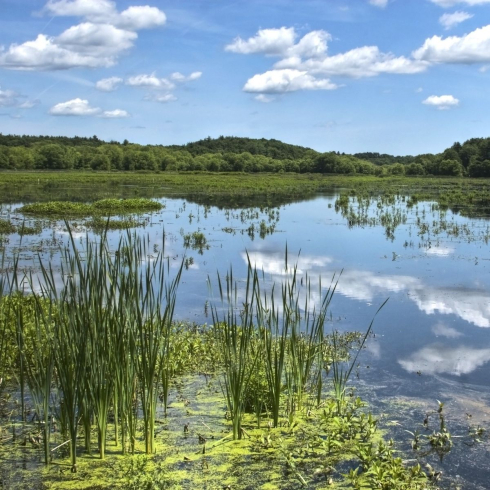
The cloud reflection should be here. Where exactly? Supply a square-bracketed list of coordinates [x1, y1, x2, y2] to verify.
[241, 249, 490, 328]
[399, 345, 490, 376]
[432, 322, 463, 338]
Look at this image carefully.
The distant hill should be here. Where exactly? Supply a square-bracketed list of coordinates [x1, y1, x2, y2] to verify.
[167, 136, 318, 160]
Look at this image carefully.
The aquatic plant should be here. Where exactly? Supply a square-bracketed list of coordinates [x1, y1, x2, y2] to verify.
[20, 198, 162, 217]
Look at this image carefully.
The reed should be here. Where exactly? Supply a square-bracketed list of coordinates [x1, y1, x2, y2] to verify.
[331, 298, 388, 415]
[210, 262, 259, 440]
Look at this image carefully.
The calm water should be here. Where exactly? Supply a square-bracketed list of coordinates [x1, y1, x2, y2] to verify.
[2, 192, 490, 487]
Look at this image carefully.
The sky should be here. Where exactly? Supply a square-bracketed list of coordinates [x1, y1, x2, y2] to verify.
[0, 0, 490, 155]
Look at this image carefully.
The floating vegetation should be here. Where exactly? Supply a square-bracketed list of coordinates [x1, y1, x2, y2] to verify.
[19, 198, 163, 217]
[182, 230, 209, 254]
[0, 219, 42, 236]
[85, 216, 149, 231]
[0, 219, 15, 234]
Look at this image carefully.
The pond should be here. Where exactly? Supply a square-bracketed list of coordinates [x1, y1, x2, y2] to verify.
[1, 186, 490, 489]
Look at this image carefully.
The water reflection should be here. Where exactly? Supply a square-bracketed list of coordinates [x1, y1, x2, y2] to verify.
[241, 250, 490, 329]
[425, 245, 455, 256]
[399, 345, 490, 376]
[432, 322, 463, 339]
[411, 287, 490, 329]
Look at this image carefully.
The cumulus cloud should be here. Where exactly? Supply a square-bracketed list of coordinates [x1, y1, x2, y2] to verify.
[369, 0, 389, 7]
[226, 28, 330, 60]
[116, 6, 166, 30]
[100, 109, 129, 118]
[95, 76, 123, 91]
[49, 97, 101, 116]
[49, 97, 129, 117]
[170, 71, 202, 82]
[44, 0, 115, 19]
[255, 94, 275, 103]
[243, 69, 338, 93]
[413, 25, 490, 63]
[126, 73, 174, 89]
[439, 11, 473, 29]
[399, 345, 490, 376]
[125, 70, 201, 103]
[43, 0, 166, 29]
[225, 27, 296, 55]
[228, 21, 490, 97]
[0, 33, 120, 70]
[430, 0, 490, 6]
[227, 27, 432, 96]
[56, 22, 136, 56]
[423, 94, 459, 109]
[277, 45, 428, 77]
[0, 0, 165, 70]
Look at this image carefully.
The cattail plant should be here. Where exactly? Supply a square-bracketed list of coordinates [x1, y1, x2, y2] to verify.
[210, 262, 259, 440]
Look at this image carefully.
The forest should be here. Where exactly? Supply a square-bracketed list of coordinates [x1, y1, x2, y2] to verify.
[1, 133, 490, 177]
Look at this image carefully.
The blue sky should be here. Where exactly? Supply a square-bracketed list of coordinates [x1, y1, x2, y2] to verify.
[1, 0, 490, 155]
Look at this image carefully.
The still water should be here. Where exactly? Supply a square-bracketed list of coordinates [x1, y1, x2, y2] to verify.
[2, 191, 490, 487]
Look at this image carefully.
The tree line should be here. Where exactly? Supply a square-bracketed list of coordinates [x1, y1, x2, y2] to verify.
[1, 133, 490, 177]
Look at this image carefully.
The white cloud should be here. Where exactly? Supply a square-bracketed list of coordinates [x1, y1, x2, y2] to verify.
[126, 73, 174, 89]
[49, 97, 101, 116]
[56, 22, 136, 56]
[369, 0, 389, 8]
[44, 0, 166, 29]
[243, 69, 338, 93]
[44, 0, 115, 19]
[439, 11, 473, 29]
[276, 46, 429, 78]
[413, 25, 490, 63]
[1, 1, 165, 71]
[145, 93, 177, 103]
[423, 94, 459, 109]
[399, 345, 490, 376]
[225, 27, 296, 55]
[116, 6, 166, 30]
[0, 87, 19, 107]
[100, 109, 129, 118]
[170, 71, 202, 82]
[287, 30, 331, 59]
[432, 322, 463, 338]
[255, 94, 275, 103]
[416, 87, 424, 92]
[0, 33, 120, 70]
[430, 0, 490, 6]
[95, 76, 123, 91]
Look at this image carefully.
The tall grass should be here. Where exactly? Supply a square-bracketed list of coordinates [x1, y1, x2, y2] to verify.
[255, 253, 337, 427]
[14, 224, 184, 468]
[211, 262, 259, 440]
